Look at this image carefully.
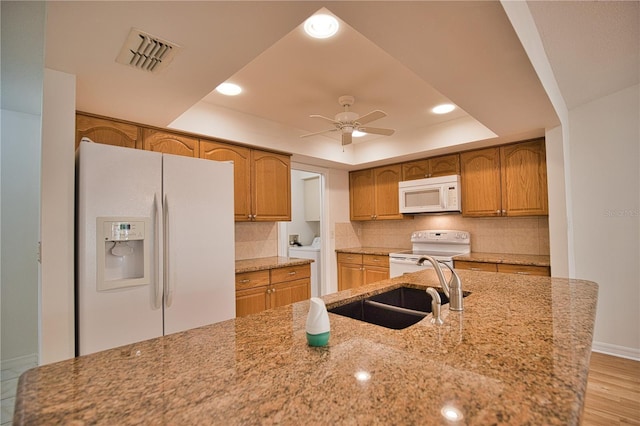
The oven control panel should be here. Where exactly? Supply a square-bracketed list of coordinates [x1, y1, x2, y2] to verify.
[411, 230, 470, 244]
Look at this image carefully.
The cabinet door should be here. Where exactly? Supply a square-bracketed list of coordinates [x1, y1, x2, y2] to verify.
[142, 129, 198, 157]
[460, 148, 502, 217]
[401, 160, 430, 181]
[364, 266, 389, 285]
[373, 165, 403, 220]
[235, 286, 269, 317]
[500, 140, 548, 216]
[349, 169, 375, 220]
[338, 263, 363, 291]
[270, 278, 310, 309]
[76, 114, 139, 149]
[200, 140, 252, 221]
[429, 154, 460, 177]
[252, 150, 291, 221]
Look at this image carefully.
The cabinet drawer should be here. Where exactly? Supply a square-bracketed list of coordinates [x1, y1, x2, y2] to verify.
[363, 254, 389, 268]
[337, 253, 363, 264]
[454, 261, 498, 272]
[497, 264, 550, 276]
[271, 264, 311, 283]
[235, 270, 270, 290]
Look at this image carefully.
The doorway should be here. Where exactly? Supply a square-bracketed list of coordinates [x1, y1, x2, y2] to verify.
[278, 165, 327, 296]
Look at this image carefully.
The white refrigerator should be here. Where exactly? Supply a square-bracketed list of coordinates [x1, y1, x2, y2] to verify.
[76, 141, 235, 356]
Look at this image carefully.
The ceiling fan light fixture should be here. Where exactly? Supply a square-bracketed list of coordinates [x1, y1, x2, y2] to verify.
[304, 14, 339, 39]
[352, 130, 366, 137]
[432, 103, 456, 114]
[216, 82, 242, 96]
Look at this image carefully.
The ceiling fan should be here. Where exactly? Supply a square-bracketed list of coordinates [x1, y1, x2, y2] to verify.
[300, 95, 395, 146]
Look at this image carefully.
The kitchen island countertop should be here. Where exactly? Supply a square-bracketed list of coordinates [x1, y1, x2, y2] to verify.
[14, 270, 597, 425]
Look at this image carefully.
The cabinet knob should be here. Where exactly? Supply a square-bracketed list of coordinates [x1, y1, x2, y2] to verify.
[240, 279, 250, 283]
[288, 271, 296, 275]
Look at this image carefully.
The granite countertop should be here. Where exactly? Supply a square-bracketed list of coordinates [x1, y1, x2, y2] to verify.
[14, 270, 597, 425]
[453, 252, 551, 267]
[235, 256, 313, 273]
[336, 247, 405, 256]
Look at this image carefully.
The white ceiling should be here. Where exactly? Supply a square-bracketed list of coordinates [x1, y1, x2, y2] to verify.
[42, 1, 638, 169]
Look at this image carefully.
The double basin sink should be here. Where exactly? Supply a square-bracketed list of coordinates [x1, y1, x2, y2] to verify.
[328, 285, 469, 330]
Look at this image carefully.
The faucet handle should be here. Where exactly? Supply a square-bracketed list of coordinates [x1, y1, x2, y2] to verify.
[438, 262, 463, 311]
[426, 287, 444, 325]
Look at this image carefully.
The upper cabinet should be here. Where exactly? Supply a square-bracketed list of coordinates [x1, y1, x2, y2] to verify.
[401, 154, 460, 181]
[77, 112, 291, 222]
[200, 141, 291, 222]
[200, 141, 252, 221]
[460, 139, 548, 217]
[76, 114, 140, 149]
[350, 164, 404, 221]
[142, 129, 198, 157]
[251, 150, 291, 222]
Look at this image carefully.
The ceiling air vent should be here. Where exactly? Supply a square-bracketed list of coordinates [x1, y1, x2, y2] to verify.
[115, 28, 180, 73]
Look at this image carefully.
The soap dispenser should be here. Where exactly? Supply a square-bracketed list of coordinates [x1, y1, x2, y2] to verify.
[306, 297, 330, 347]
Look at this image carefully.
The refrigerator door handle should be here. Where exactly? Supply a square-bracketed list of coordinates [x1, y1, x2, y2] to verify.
[154, 193, 163, 309]
[164, 193, 173, 307]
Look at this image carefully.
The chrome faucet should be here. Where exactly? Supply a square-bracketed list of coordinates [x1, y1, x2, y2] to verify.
[417, 256, 464, 311]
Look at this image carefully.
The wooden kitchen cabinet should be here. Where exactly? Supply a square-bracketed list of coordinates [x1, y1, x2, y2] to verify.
[337, 253, 390, 291]
[500, 140, 548, 216]
[75, 113, 140, 149]
[349, 165, 404, 221]
[401, 154, 460, 181]
[200, 141, 252, 221]
[142, 128, 199, 157]
[252, 150, 291, 222]
[235, 264, 310, 317]
[460, 139, 547, 217]
[201, 141, 291, 222]
[454, 260, 550, 276]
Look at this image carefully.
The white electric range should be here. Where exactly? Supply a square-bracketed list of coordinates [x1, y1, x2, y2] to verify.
[389, 230, 470, 278]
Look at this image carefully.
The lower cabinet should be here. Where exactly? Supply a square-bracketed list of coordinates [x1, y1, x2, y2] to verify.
[454, 260, 550, 276]
[235, 264, 311, 317]
[337, 253, 390, 291]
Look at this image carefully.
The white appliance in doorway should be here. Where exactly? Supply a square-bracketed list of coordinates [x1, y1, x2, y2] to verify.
[289, 237, 321, 297]
[389, 230, 470, 277]
[76, 141, 235, 356]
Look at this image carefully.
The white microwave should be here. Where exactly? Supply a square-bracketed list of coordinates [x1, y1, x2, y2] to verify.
[398, 175, 461, 214]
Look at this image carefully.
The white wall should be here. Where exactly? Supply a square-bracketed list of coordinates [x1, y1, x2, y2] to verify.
[0, 110, 41, 361]
[39, 69, 76, 364]
[325, 168, 350, 295]
[1, 0, 46, 364]
[569, 85, 640, 359]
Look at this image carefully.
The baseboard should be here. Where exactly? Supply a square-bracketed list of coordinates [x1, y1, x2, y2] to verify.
[592, 341, 640, 361]
[1, 353, 38, 371]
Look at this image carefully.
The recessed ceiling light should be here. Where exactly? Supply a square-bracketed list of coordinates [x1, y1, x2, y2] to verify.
[352, 130, 366, 137]
[215, 82, 242, 96]
[432, 103, 456, 114]
[304, 14, 339, 39]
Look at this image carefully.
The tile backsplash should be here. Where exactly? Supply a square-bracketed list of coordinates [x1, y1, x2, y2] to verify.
[235, 222, 278, 260]
[336, 215, 549, 255]
[235, 215, 550, 261]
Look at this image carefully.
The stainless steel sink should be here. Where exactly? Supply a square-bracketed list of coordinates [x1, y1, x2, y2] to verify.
[328, 286, 469, 330]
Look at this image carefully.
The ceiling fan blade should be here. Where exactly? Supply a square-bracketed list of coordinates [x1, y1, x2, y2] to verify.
[310, 114, 339, 125]
[358, 126, 395, 136]
[300, 128, 338, 138]
[342, 132, 352, 146]
[356, 110, 387, 125]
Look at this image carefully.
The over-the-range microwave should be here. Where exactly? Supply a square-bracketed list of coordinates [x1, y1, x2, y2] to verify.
[398, 174, 461, 214]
